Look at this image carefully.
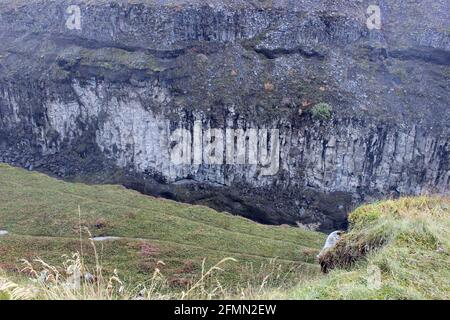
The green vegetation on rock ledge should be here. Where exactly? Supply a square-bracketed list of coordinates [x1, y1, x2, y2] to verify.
[311, 103, 333, 121]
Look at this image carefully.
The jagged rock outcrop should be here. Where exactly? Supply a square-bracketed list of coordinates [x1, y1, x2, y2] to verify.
[0, 0, 449, 231]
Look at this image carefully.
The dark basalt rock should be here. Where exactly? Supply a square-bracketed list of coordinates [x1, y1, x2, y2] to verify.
[0, 0, 449, 232]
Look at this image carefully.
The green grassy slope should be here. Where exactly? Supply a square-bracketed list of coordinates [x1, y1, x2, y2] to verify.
[0, 164, 324, 290]
[3, 164, 447, 300]
[268, 196, 450, 300]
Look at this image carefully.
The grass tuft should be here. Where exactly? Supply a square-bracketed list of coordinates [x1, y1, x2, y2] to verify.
[280, 196, 450, 300]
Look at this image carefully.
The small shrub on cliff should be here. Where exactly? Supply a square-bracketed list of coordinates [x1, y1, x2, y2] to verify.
[311, 103, 333, 121]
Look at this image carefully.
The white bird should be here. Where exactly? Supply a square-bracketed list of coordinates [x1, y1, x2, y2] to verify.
[317, 230, 344, 258]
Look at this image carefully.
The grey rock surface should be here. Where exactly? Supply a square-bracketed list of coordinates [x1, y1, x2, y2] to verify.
[89, 236, 121, 241]
[0, 0, 449, 231]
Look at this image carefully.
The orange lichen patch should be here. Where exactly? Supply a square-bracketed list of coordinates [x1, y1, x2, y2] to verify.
[264, 81, 274, 92]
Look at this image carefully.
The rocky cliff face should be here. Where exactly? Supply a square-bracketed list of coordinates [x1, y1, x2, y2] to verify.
[0, 0, 449, 231]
